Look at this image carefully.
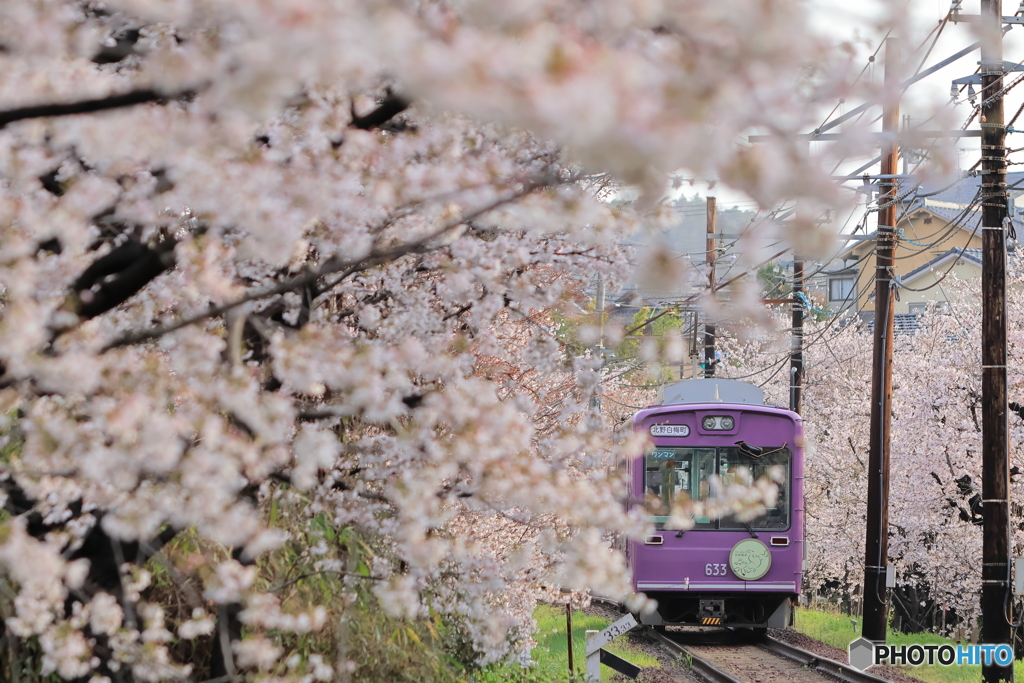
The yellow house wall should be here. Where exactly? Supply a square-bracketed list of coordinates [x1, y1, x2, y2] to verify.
[846, 209, 983, 313]
[896, 260, 981, 314]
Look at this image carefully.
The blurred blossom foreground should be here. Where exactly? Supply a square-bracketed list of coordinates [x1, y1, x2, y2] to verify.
[0, 0, 936, 680]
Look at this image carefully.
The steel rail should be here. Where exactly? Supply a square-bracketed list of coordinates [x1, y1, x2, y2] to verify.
[646, 627, 745, 683]
[648, 625, 891, 683]
[759, 635, 890, 683]
[592, 597, 889, 683]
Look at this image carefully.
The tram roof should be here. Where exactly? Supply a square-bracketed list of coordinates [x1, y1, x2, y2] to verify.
[659, 379, 764, 406]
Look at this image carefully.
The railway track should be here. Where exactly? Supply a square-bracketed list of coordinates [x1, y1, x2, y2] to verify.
[589, 597, 891, 683]
[647, 627, 891, 683]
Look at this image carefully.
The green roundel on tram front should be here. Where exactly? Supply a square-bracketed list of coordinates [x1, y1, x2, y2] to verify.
[729, 538, 772, 580]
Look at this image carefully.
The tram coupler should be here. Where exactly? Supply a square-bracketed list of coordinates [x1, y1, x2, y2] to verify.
[699, 599, 726, 625]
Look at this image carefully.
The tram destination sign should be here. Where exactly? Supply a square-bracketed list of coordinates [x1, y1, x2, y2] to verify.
[650, 424, 689, 437]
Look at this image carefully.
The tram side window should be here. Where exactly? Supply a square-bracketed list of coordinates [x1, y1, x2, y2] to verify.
[717, 447, 791, 530]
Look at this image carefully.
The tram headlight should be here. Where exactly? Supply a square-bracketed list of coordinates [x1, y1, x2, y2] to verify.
[702, 415, 735, 431]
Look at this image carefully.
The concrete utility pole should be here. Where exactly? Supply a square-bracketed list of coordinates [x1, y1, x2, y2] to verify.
[705, 197, 716, 378]
[980, 1, 1012, 680]
[862, 36, 899, 646]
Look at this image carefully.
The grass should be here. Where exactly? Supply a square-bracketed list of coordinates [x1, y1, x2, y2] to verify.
[525, 605, 662, 682]
[794, 606, 1024, 683]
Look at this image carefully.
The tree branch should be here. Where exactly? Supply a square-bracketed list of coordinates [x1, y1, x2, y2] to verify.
[0, 86, 202, 130]
[349, 91, 410, 130]
[101, 175, 560, 352]
[442, 302, 474, 321]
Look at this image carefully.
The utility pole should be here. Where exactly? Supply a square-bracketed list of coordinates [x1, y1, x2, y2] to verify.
[690, 310, 700, 379]
[902, 115, 911, 176]
[980, 1, 1012, 680]
[705, 197, 716, 378]
[566, 604, 575, 678]
[790, 258, 803, 414]
[862, 36, 899, 646]
[789, 139, 808, 415]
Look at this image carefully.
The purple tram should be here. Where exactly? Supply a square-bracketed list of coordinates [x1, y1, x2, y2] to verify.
[626, 378, 804, 630]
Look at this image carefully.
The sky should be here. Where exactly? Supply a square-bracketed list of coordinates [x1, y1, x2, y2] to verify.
[692, 0, 1024, 230]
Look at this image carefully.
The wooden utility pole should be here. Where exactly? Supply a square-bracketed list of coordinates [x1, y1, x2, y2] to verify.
[790, 258, 803, 414]
[705, 197, 717, 378]
[980, 1, 1012, 680]
[862, 36, 900, 646]
[566, 604, 575, 677]
[790, 140, 808, 415]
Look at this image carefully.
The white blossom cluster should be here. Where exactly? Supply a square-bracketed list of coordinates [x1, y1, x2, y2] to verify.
[0, 0, 932, 677]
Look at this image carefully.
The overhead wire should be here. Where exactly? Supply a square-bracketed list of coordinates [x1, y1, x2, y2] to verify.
[885, 199, 982, 259]
[736, 273, 879, 389]
[720, 9, 999, 390]
[896, 219, 982, 293]
[910, 14, 948, 78]
[712, 276, 875, 389]
[603, 245, 879, 391]
[623, 7, 978, 394]
[819, 24, 895, 139]
[662, 172, 976, 345]
[824, 8, 951, 177]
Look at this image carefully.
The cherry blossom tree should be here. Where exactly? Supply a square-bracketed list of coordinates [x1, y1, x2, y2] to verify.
[0, 0, 923, 679]
[716, 267, 1024, 637]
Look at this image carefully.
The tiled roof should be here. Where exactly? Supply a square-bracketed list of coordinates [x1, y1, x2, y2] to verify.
[837, 172, 1024, 259]
[916, 170, 1024, 206]
[863, 312, 924, 336]
[900, 248, 982, 285]
[900, 170, 1024, 235]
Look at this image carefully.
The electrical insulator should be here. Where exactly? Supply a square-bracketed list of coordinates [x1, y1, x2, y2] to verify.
[950, 0, 963, 22]
[950, 83, 959, 101]
[968, 83, 977, 106]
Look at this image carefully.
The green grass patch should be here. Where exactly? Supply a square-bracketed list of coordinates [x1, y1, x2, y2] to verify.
[793, 607, 862, 651]
[525, 605, 661, 682]
[794, 607, 1024, 683]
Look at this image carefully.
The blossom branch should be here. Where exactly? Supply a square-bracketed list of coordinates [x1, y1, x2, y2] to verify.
[101, 174, 561, 352]
[349, 91, 410, 130]
[0, 85, 203, 129]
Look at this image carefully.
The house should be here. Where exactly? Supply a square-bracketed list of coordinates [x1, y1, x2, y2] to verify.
[823, 171, 1024, 316]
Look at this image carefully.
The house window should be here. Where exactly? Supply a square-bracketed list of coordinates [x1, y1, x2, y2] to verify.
[828, 277, 855, 302]
[908, 302, 928, 315]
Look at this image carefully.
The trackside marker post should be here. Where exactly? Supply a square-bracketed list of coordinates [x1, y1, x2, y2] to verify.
[585, 614, 639, 683]
[600, 650, 642, 679]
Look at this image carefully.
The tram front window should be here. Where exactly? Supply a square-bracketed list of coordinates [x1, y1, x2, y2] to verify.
[643, 448, 713, 528]
[643, 446, 790, 530]
[717, 447, 791, 530]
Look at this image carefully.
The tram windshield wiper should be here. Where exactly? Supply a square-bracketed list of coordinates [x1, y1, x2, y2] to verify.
[742, 522, 758, 539]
